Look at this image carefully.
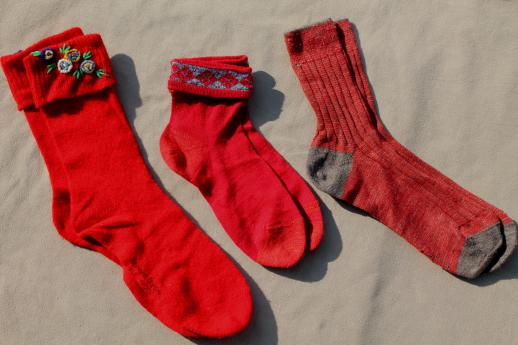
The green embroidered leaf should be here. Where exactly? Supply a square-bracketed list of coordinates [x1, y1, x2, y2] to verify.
[96, 69, 109, 78]
[83, 51, 92, 59]
[73, 69, 83, 79]
[46, 63, 56, 73]
[31, 51, 41, 57]
[60, 45, 71, 54]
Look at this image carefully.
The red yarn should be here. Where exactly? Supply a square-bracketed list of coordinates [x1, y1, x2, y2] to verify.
[285, 20, 506, 278]
[162, 56, 310, 267]
[1, 29, 252, 338]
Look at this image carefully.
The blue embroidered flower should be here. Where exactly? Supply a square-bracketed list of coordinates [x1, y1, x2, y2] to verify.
[80, 60, 96, 74]
[57, 59, 73, 74]
[30, 48, 55, 61]
[64, 49, 81, 63]
[41, 48, 55, 62]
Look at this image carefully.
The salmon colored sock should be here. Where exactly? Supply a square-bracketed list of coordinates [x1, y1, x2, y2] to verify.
[185, 55, 324, 251]
[2, 31, 251, 338]
[335, 19, 517, 271]
[161, 56, 307, 268]
[285, 20, 505, 278]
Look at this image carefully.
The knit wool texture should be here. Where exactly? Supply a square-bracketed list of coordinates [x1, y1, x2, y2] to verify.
[162, 56, 316, 268]
[1, 28, 252, 338]
[285, 20, 509, 278]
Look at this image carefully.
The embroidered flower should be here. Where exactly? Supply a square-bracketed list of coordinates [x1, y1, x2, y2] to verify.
[64, 48, 81, 63]
[33, 44, 109, 79]
[31, 48, 55, 61]
[57, 59, 73, 74]
[80, 60, 96, 74]
[41, 48, 55, 62]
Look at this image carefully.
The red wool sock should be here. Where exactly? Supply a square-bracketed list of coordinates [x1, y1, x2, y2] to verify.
[285, 21, 505, 278]
[1, 27, 106, 255]
[2, 31, 251, 338]
[335, 19, 517, 271]
[1, 29, 199, 337]
[183, 55, 324, 251]
[161, 57, 307, 267]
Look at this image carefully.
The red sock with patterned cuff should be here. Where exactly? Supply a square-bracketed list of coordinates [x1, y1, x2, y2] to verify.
[285, 20, 505, 278]
[161, 57, 307, 267]
[2, 31, 252, 338]
[182, 55, 324, 251]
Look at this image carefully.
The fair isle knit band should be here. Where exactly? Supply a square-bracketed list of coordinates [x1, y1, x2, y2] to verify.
[168, 57, 253, 99]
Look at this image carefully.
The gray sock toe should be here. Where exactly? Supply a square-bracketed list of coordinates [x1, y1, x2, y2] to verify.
[488, 220, 518, 272]
[456, 223, 503, 279]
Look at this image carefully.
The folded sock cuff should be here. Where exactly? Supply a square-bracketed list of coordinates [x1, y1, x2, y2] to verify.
[168, 56, 253, 99]
[1, 27, 84, 110]
[284, 19, 344, 64]
[22, 33, 115, 108]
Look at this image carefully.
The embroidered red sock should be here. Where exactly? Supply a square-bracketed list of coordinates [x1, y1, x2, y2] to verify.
[285, 20, 505, 278]
[2, 30, 204, 338]
[335, 19, 517, 271]
[1, 28, 104, 254]
[182, 55, 324, 251]
[161, 57, 307, 267]
[2, 31, 252, 338]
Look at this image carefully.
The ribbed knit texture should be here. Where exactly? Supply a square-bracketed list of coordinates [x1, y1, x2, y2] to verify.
[335, 19, 517, 271]
[285, 20, 506, 278]
[1, 29, 252, 338]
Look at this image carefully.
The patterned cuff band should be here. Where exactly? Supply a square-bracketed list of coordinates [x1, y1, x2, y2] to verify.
[168, 57, 253, 99]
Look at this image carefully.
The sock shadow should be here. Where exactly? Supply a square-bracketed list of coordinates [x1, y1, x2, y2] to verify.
[467, 252, 518, 286]
[111, 54, 173, 196]
[111, 55, 278, 341]
[249, 71, 284, 126]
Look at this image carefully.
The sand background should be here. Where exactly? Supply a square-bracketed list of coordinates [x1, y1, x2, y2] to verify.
[1, 1, 518, 344]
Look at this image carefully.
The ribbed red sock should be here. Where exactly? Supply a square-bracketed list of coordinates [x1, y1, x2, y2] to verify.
[335, 19, 517, 272]
[2, 30, 251, 337]
[285, 20, 505, 278]
[161, 57, 307, 268]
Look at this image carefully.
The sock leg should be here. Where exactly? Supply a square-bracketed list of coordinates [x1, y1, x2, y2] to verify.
[169, 56, 324, 251]
[163, 60, 308, 267]
[3, 32, 252, 337]
[336, 19, 517, 272]
[285, 20, 504, 278]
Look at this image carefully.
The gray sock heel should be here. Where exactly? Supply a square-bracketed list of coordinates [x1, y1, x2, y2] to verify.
[306, 147, 353, 199]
